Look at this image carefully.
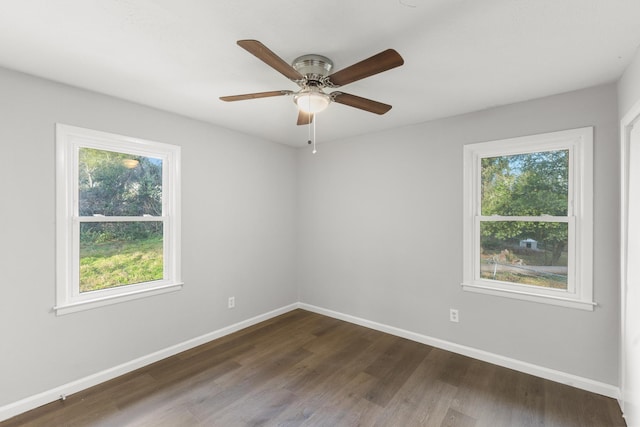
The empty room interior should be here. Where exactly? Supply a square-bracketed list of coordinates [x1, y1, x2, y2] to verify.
[1, 1, 640, 426]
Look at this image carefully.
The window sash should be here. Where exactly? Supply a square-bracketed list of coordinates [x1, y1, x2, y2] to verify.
[477, 215, 569, 222]
[76, 216, 166, 222]
[72, 217, 170, 301]
[473, 216, 576, 295]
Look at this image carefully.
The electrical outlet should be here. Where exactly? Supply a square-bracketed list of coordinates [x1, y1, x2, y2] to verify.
[228, 296, 235, 309]
[449, 308, 459, 323]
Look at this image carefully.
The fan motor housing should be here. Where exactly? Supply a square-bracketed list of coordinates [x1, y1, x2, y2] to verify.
[292, 54, 333, 85]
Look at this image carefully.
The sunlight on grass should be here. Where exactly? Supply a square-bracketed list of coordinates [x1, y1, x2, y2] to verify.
[80, 236, 163, 292]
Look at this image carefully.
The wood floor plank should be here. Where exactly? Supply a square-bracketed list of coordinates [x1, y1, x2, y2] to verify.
[0, 309, 626, 427]
[280, 372, 368, 423]
[363, 337, 431, 407]
[285, 335, 372, 394]
[476, 364, 522, 427]
[440, 408, 477, 427]
[270, 337, 395, 425]
[203, 387, 298, 426]
[188, 347, 313, 422]
[371, 356, 458, 427]
[508, 371, 546, 427]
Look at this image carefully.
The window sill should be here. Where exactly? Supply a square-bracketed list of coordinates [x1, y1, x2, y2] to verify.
[461, 282, 596, 311]
[54, 282, 183, 316]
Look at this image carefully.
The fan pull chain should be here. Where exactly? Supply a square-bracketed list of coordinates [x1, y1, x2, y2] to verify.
[312, 114, 317, 154]
[307, 112, 311, 145]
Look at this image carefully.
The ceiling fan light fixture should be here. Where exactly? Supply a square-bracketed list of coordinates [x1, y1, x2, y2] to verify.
[294, 88, 330, 113]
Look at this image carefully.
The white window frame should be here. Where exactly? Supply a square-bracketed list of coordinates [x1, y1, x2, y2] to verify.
[462, 127, 594, 310]
[55, 124, 182, 315]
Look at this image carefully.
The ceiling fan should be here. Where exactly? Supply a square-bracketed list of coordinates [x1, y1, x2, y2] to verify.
[220, 40, 404, 126]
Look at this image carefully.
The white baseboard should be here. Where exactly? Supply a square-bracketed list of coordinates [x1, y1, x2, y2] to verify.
[1, 301, 621, 422]
[299, 303, 621, 400]
[0, 303, 299, 423]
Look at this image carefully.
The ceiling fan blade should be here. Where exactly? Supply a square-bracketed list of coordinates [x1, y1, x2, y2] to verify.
[331, 92, 392, 115]
[220, 90, 293, 102]
[327, 49, 404, 87]
[237, 40, 304, 81]
[297, 110, 314, 126]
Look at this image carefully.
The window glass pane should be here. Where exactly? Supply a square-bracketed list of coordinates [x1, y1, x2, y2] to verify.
[79, 222, 163, 293]
[480, 221, 568, 289]
[481, 150, 569, 216]
[79, 148, 163, 216]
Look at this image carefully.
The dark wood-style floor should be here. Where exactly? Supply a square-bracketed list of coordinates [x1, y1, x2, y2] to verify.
[2, 309, 625, 427]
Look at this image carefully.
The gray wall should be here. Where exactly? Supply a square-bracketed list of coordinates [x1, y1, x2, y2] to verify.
[619, 49, 640, 118]
[0, 67, 298, 407]
[296, 83, 620, 385]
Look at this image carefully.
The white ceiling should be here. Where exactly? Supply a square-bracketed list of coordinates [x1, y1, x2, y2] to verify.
[1, 0, 640, 147]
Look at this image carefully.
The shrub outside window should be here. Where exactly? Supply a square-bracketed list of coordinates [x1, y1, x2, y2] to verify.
[56, 125, 181, 315]
[462, 127, 594, 310]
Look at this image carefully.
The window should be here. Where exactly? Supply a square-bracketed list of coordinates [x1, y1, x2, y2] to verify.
[55, 124, 181, 315]
[462, 127, 594, 310]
